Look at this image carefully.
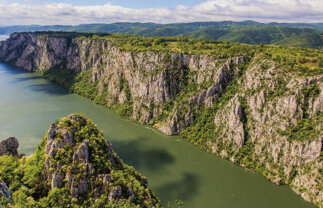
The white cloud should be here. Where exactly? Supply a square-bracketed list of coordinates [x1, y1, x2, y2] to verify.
[0, 0, 322, 25]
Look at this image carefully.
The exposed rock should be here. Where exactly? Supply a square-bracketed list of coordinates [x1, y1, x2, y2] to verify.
[0, 180, 11, 204]
[41, 114, 158, 206]
[212, 95, 245, 154]
[0, 137, 19, 157]
[0, 32, 243, 134]
[209, 59, 323, 206]
[292, 160, 323, 205]
[44, 115, 111, 197]
[108, 185, 122, 201]
[0, 32, 322, 207]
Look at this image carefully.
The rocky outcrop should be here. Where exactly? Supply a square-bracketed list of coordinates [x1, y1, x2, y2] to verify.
[0, 114, 160, 207]
[0, 180, 11, 204]
[0, 32, 322, 207]
[45, 119, 113, 198]
[292, 159, 323, 204]
[0, 137, 19, 157]
[212, 95, 246, 158]
[41, 114, 158, 206]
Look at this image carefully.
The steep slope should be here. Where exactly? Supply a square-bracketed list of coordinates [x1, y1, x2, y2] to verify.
[0, 114, 160, 207]
[0, 32, 322, 207]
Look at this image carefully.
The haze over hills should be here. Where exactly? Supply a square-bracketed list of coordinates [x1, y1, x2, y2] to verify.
[0, 21, 322, 49]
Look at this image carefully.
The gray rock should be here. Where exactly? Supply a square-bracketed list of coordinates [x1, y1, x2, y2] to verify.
[0, 180, 11, 204]
[108, 185, 122, 201]
[1, 32, 322, 206]
[0, 137, 19, 157]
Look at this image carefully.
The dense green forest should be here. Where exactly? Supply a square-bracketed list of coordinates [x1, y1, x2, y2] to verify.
[1, 21, 322, 49]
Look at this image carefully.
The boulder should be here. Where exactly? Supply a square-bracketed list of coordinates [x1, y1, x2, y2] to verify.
[0, 137, 19, 157]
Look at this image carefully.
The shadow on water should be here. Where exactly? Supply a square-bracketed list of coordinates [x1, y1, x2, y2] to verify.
[10, 76, 42, 84]
[28, 83, 68, 95]
[112, 137, 175, 171]
[112, 137, 200, 203]
[0, 63, 29, 75]
[156, 172, 199, 202]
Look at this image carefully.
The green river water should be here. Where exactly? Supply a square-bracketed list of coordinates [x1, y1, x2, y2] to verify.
[0, 61, 316, 208]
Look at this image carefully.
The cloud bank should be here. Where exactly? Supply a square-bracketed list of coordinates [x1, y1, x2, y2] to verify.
[0, 0, 322, 25]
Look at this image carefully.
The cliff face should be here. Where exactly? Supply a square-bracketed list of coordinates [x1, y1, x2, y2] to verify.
[0, 33, 244, 129]
[0, 32, 322, 207]
[210, 61, 323, 205]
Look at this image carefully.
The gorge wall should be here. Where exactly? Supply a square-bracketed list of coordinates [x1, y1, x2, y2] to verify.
[0, 32, 322, 207]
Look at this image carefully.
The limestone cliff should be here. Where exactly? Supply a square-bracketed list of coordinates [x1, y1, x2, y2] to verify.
[0, 32, 244, 128]
[0, 32, 322, 207]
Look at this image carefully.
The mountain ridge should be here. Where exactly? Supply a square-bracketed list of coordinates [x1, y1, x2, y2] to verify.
[0, 21, 322, 49]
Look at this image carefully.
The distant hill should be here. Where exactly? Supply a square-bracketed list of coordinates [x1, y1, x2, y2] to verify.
[0, 25, 71, 34]
[275, 32, 323, 49]
[0, 21, 322, 49]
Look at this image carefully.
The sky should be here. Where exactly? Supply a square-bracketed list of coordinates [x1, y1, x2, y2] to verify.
[0, 0, 322, 25]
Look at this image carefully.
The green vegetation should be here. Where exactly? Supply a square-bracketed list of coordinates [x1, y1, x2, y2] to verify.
[180, 81, 240, 151]
[4, 32, 321, 205]
[279, 112, 323, 142]
[214, 26, 322, 48]
[79, 33, 322, 75]
[39, 67, 99, 103]
[100, 34, 257, 58]
[275, 32, 323, 49]
[1, 29, 322, 207]
[35, 32, 322, 133]
[1, 21, 322, 49]
[41, 67, 76, 89]
[259, 45, 323, 76]
[0, 113, 161, 207]
[71, 70, 99, 100]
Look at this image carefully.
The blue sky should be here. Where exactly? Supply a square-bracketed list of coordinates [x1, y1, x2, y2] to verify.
[0, 0, 322, 25]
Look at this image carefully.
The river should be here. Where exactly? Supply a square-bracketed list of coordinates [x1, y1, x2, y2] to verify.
[0, 35, 9, 41]
[0, 62, 316, 207]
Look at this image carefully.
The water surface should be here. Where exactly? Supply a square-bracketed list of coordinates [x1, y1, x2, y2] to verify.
[0, 63, 315, 208]
[0, 35, 9, 41]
